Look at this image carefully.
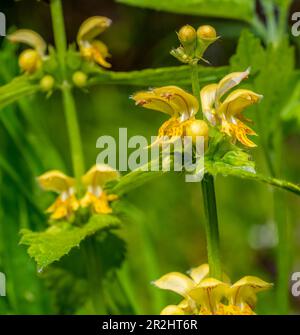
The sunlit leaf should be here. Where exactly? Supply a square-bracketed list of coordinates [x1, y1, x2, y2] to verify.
[117, 0, 255, 22]
[87, 65, 228, 87]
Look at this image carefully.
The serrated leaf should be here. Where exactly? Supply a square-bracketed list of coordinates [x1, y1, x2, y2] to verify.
[230, 29, 265, 75]
[87, 65, 228, 87]
[117, 0, 255, 22]
[20, 214, 121, 270]
[0, 76, 40, 110]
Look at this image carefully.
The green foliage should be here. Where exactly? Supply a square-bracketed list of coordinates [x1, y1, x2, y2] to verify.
[20, 214, 121, 270]
[0, 76, 39, 110]
[117, 0, 255, 22]
[87, 65, 228, 87]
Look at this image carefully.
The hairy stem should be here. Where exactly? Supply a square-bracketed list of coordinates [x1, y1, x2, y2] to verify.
[50, 0, 105, 314]
[190, 63, 222, 278]
[201, 174, 222, 278]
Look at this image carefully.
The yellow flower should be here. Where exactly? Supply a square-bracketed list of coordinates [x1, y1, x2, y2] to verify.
[37, 170, 79, 220]
[200, 68, 263, 147]
[77, 16, 112, 68]
[132, 86, 208, 145]
[8, 29, 47, 73]
[80, 164, 119, 214]
[153, 264, 272, 315]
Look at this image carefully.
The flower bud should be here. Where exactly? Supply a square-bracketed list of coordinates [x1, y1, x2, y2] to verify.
[178, 25, 197, 44]
[19, 49, 42, 73]
[185, 120, 209, 145]
[72, 71, 88, 87]
[197, 25, 217, 39]
[40, 75, 55, 92]
[195, 25, 218, 59]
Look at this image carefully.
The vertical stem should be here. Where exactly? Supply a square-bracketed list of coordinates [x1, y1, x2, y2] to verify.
[61, 85, 85, 187]
[261, 0, 278, 44]
[201, 174, 222, 279]
[49, 0, 105, 314]
[191, 63, 202, 118]
[50, 0, 67, 74]
[190, 63, 222, 279]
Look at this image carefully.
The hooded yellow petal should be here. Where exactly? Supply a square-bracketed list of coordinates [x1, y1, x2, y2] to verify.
[215, 68, 250, 101]
[160, 305, 185, 315]
[188, 263, 209, 284]
[218, 89, 262, 117]
[153, 86, 199, 120]
[188, 278, 229, 312]
[153, 272, 195, 297]
[77, 16, 112, 44]
[200, 83, 218, 124]
[132, 91, 175, 117]
[8, 29, 47, 56]
[230, 276, 273, 308]
[82, 164, 120, 188]
[133, 86, 198, 120]
[37, 170, 75, 193]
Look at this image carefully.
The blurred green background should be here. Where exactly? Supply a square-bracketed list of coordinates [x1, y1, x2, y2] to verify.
[0, 0, 300, 315]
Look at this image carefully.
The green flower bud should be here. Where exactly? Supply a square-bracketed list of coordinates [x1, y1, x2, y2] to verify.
[195, 25, 218, 59]
[72, 71, 88, 87]
[40, 75, 55, 92]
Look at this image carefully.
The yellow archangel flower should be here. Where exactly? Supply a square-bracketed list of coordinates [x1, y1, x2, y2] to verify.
[80, 164, 119, 214]
[38, 165, 119, 220]
[153, 264, 272, 315]
[77, 16, 112, 68]
[8, 29, 47, 73]
[132, 86, 207, 145]
[201, 68, 263, 147]
[37, 170, 79, 221]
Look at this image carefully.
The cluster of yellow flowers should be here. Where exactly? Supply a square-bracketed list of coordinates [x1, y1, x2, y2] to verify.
[8, 16, 112, 74]
[8, 14, 272, 315]
[153, 264, 272, 315]
[37, 164, 119, 221]
[132, 69, 262, 148]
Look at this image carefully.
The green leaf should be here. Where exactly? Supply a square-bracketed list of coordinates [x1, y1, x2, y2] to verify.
[0, 76, 39, 110]
[20, 214, 121, 270]
[230, 29, 265, 75]
[205, 160, 300, 196]
[87, 65, 228, 87]
[107, 155, 173, 196]
[117, 0, 255, 22]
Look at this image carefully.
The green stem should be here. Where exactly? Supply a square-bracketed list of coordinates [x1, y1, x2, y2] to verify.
[191, 63, 202, 118]
[50, 0, 104, 314]
[201, 174, 222, 278]
[261, 0, 278, 44]
[61, 85, 85, 187]
[190, 63, 222, 279]
[50, 0, 67, 74]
